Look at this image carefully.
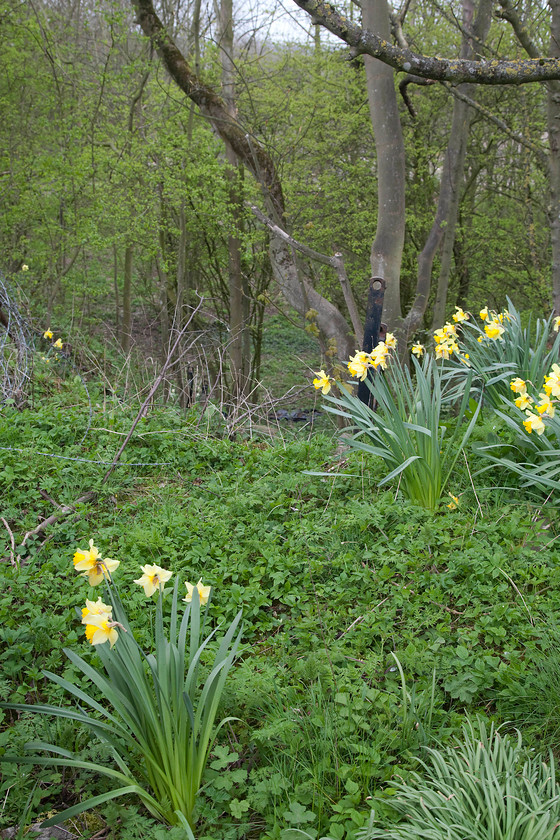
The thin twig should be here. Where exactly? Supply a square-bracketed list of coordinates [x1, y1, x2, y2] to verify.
[339, 597, 389, 636]
[463, 450, 483, 519]
[1, 517, 16, 565]
[20, 491, 97, 549]
[499, 567, 534, 626]
[39, 488, 65, 509]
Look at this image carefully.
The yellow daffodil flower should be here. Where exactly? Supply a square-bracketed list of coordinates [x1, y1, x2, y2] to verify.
[510, 378, 527, 395]
[184, 579, 211, 606]
[134, 564, 173, 597]
[21, 264, 29, 271]
[537, 394, 555, 418]
[514, 394, 533, 410]
[53, 338, 63, 349]
[554, 315, 560, 332]
[348, 351, 369, 381]
[477, 336, 484, 343]
[369, 341, 390, 370]
[447, 493, 460, 510]
[84, 614, 119, 648]
[544, 364, 560, 398]
[313, 370, 332, 395]
[384, 332, 397, 350]
[484, 320, 505, 340]
[73, 539, 120, 586]
[434, 323, 457, 345]
[435, 339, 458, 360]
[43, 329, 53, 340]
[411, 344, 424, 358]
[81, 597, 112, 623]
[479, 307, 488, 321]
[452, 307, 469, 323]
[523, 411, 546, 435]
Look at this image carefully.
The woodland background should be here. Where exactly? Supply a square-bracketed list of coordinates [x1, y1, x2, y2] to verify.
[1, 0, 556, 400]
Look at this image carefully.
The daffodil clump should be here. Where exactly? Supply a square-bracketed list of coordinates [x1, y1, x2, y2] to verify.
[510, 364, 560, 437]
[346, 334, 396, 381]
[431, 305, 511, 362]
[72, 538, 211, 650]
[432, 308, 471, 364]
[312, 334, 397, 396]
[421, 300, 560, 412]
[477, 305, 510, 341]
[1, 537, 241, 834]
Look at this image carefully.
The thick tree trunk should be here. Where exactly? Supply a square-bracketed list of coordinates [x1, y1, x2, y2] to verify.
[362, 0, 406, 329]
[131, 0, 354, 361]
[429, 95, 471, 331]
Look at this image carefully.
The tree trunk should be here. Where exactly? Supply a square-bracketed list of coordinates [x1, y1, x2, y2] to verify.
[425, 0, 492, 334]
[218, 0, 250, 399]
[548, 0, 560, 315]
[429, 95, 471, 330]
[121, 244, 133, 354]
[362, 0, 406, 329]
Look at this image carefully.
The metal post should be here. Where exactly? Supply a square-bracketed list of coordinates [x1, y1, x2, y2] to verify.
[358, 277, 386, 406]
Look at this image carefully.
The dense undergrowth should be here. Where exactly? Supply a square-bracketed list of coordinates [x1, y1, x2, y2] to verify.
[1, 363, 560, 838]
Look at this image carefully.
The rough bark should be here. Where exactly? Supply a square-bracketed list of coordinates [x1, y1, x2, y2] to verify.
[131, 0, 354, 360]
[291, 0, 560, 84]
[362, 0, 406, 329]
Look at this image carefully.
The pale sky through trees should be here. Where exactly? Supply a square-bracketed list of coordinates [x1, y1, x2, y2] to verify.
[233, 0, 339, 44]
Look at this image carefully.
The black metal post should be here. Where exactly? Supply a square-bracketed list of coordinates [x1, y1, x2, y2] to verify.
[357, 277, 386, 406]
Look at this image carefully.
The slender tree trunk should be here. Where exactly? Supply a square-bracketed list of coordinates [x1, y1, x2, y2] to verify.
[548, 0, 560, 315]
[113, 244, 120, 335]
[121, 244, 133, 354]
[498, 0, 560, 314]
[218, 0, 250, 399]
[156, 253, 170, 400]
[426, 0, 492, 332]
[429, 96, 471, 330]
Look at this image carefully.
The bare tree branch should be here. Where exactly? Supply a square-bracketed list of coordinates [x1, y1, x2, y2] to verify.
[249, 205, 363, 345]
[291, 0, 560, 84]
[495, 0, 540, 59]
[443, 83, 548, 167]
